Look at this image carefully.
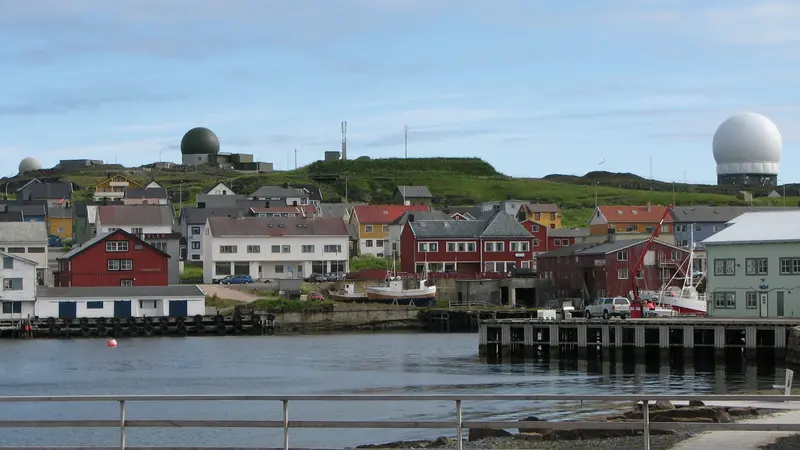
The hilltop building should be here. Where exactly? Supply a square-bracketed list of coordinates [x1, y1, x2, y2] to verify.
[180, 127, 273, 172]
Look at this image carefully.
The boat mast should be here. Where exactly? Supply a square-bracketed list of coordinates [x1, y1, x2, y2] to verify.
[687, 225, 695, 288]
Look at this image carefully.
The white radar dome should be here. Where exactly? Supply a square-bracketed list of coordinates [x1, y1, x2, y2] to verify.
[18, 157, 42, 174]
[712, 112, 782, 176]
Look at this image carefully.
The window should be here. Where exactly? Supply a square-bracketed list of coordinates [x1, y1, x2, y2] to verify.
[779, 258, 800, 275]
[553, 239, 561, 247]
[108, 260, 120, 271]
[106, 241, 129, 252]
[617, 251, 628, 261]
[510, 241, 530, 252]
[2, 257, 12, 269]
[484, 242, 504, 252]
[300, 245, 314, 253]
[6, 247, 24, 253]
[745, 258, 768, 275]
[1, 301, 22, 314]
[233, 262, 250, 275]
[534, 213, 541, 220]
[312, 261, 326, 274]
[617, 269, 629, 280]
[447, 242, 456, 252]
[444, 263, 456, 271]
[131, 227, 143, 235]
[86, 301, 104, 309]
[139, 300, 156, 309]
[713, 291, 736, 309]
[191, 226, 201, 235]
[275, 265, 284, 273]
[531, 224, 539, 232]
[365, 240, 373, 247]
[550, 212, 556, 221]
[149, 241, 167, 252]
[121, 280, 133, 287]
[695, 224, 702, 232]
[219, 245, 237, 254]
[191, 242, 200, 249]
[271, 245, 281, 253]
[365, 225, 374, 233]
[418, 242, 438, 252]
[282, 245, 291, 253]
[382, 225, 389, 232]
[120, 260, 132, 271]
[3, 278, 22, 290]
[215, 262, 231, 275]
[376, 240, 384, 247]
[324, 245, 342, 253]
[713, 258, 736, 276]
[27, 247, 45, 253]
[192, 255, 200, 260]
[247, 245, 261, 253]
[746, 292, 758, 309]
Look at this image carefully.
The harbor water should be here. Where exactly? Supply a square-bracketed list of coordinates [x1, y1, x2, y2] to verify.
[0, 332, 788, 448]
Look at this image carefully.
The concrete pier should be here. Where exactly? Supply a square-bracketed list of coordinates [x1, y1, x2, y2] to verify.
[479, 317, 800, 362]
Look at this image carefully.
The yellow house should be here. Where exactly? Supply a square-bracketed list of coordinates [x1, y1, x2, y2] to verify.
[588, 204, 674, 236]
[516, 203, 562, 229]
[350, 205, 430, 257]
[49, 207, 73, 240]
[94, 174, 142, 201]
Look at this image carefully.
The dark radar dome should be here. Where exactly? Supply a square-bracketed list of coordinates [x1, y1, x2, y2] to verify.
[181, 127, 220, 155]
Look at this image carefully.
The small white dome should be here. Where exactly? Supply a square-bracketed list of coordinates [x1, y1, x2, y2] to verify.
[18, 157, 42, 173]
[712, 112, 782, 176]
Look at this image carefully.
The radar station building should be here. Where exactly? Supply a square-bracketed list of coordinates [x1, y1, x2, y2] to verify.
[180, 127, 273, 172]
[713, 112, 782, 188]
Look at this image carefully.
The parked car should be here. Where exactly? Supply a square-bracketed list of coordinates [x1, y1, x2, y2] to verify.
[584, 297, 630, 320]
[309, 292, 325, 301]
[219, 274, 254, 285]
[304, 273, 328, 283]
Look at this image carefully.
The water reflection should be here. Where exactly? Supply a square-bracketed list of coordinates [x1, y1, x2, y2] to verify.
[0, 333, 788, 448]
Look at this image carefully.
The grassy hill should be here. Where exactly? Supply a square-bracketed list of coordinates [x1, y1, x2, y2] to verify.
[6, 157, 797, 227]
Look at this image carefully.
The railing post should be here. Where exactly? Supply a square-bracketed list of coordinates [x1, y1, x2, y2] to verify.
[455, 399, 463, 450]
[643, 399, 650, 450]
[282, 399, 289, 450]
[119, 400, 126, 450]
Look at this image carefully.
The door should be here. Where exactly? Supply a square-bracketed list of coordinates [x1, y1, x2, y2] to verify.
[777, 292, 785, 317]
[169, 300, 188, 318]
[759, 292, 769, 318]
[114, 300, 132, 318]
[58, 301, 77, 319]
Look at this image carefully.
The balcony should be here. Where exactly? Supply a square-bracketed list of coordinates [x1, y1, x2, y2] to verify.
[109, 181, 129, 187]
[94, 191, 124, 198]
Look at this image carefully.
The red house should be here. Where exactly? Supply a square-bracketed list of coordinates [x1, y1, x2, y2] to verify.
[400, 211, 534, 274]
[536, 238, 688, 299]
[546, 227, 590, 251]
[520, 220, 548, 254]
[55, 229, 170, 287]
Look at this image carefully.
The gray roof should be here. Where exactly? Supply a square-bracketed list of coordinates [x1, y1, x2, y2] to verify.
[548, 227, 590, 238]
[318, 203, 364, 219]
[346, 223, 359, 240]
[25, 182, 72, 200]
[670, 205, 795, 223]
[48, 207, 72, 219]
[37, 285, 205, 299]
[208, 217, 348, 237]
[538, 239, 678, 258]
[5, 204, 47, 216]
[250, 186, 308, 198]
[125, 187, 168, 199]
[0, 222, 47, 243]
[537, 242, 596, 258]
[396, 185, 432, 198]
[703, 210, 800, 245]
[0, 211, 23, 222]
[409, 210, 532, 238]
[181, 207, 241, 225]
[394, 210, 450, 225]
[196, 194, 246, 208]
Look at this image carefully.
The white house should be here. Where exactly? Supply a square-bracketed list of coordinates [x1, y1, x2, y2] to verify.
[202, 216, 349, 282]
[206, 182, 236, 196]
[36, 285, 206, 319]
[179, 207, 238, 261]
[0, 252, 38, 320]
[145, 181, 163, 189]
[0, 222, 50, 286]
[249, 186, 310, 206]
[704, 210, 800, 318]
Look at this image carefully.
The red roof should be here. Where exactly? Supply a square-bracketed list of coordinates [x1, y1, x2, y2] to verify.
[597, 205, 673, 223]
[353, 205, 430, 224]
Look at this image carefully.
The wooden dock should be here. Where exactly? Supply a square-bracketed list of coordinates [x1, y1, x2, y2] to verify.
[479, 317, 800, 361]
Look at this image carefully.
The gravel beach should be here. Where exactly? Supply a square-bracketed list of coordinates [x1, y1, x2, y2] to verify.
[760, 434, 800, 449]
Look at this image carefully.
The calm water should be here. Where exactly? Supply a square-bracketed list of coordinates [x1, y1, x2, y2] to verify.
[0, 332, 787, 448]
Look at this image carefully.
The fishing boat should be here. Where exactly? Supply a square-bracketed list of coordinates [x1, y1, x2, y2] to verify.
[328, 282, 368, 302]
[641, 230, 707, 315]
[365, 262, 437, 306]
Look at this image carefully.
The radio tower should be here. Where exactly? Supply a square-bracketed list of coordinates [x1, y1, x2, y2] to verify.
[341, 121, 348, 160]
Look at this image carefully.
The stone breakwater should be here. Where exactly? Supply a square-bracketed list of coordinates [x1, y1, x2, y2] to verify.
[356, 401, 776, 450]
[276, 306, 423, 333]
[785, 326, 800, 366]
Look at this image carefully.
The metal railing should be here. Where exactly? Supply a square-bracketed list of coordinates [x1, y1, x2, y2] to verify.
[0, 394, 799, 450]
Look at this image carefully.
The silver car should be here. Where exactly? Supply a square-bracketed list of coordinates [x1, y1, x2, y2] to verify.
[584, 297, 630, 320]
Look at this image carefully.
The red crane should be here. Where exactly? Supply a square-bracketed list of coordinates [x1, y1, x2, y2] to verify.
[629, 204, 674, 318]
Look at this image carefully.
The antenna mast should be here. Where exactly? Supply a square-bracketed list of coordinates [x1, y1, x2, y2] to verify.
[404, 125, 409, 158]
[341, 121, 348, 160]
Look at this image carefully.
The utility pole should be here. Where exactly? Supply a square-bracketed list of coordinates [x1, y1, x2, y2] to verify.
[404, 125, 409, 158]
[294, 149, 298, 170]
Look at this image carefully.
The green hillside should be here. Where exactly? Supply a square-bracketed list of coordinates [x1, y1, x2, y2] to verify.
[8, 157, 797, 227]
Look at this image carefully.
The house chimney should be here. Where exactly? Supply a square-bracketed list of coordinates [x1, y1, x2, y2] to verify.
[408, 214, 415, 223]
[234, 210, 243, 219]
[646, 201, 652, 212]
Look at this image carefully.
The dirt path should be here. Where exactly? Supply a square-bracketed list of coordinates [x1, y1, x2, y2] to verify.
[199, 285, 260, 302]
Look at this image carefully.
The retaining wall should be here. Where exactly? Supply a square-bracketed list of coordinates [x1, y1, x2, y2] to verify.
[787, 326, 800, 366]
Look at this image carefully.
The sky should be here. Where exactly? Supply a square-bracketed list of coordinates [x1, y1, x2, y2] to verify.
[1, 0, 800, 184]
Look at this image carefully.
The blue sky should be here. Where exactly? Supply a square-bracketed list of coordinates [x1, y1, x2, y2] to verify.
[1, 0, 799, 184]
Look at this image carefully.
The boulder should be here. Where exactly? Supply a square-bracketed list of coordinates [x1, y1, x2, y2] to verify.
[727, 407, 759, 417]
[429, 436, 454, 447]
[517, 416, 543, 433]
[689, 400, 705, 407]
[653, 400, 676, 410]
[651, 407, 731, 424]
[468, 427, 512, 442]
[515, 432, 544, 441]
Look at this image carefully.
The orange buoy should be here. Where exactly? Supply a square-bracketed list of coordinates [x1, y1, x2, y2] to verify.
[107, 338, 118, 348]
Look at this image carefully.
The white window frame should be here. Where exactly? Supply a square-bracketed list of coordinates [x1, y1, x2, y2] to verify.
[617, 268, 629, 279]
[365, 225, 374, 233]
[108, 260, 120, 271]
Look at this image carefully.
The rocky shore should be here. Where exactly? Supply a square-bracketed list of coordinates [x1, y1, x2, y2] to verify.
[356, 401, 778, 449]
[761, 434, 800, 449]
